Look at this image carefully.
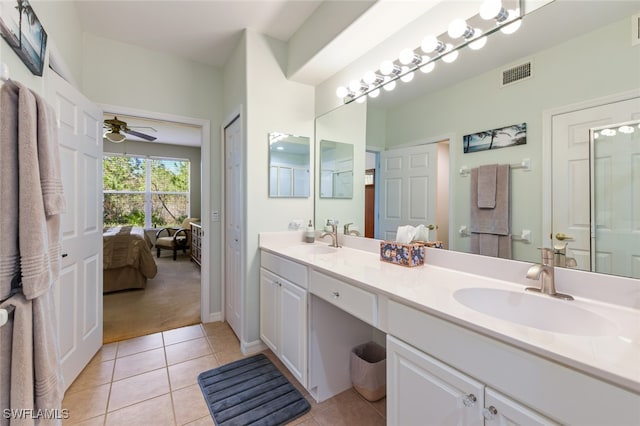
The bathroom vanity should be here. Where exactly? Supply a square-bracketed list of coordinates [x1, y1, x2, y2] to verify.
[259, 231, 640, 425]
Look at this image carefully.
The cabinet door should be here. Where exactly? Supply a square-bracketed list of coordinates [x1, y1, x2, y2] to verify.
[484, 388, 559, 426]
[259, 268, 279, 354]
[279, 279, 307, 387]
[387, 336, 484, 426]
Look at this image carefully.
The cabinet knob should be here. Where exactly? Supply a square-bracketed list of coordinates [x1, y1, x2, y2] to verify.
[483, 406, 498, 421]
[462, 394, 476, 407]
[331, 291, 340, 298]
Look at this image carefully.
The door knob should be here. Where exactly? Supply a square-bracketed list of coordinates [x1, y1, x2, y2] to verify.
[555, 233, 574, 241]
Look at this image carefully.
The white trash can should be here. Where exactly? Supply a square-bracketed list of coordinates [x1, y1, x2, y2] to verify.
[350, 341, 386, 401]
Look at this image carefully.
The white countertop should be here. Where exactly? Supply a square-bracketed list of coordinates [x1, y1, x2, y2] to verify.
[259, 233, 640, 394]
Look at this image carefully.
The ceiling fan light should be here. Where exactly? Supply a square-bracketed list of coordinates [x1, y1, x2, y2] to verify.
[104, 131, 126, 143]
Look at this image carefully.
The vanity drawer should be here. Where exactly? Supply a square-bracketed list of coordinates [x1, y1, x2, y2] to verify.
[309, 269, 377, 326]
[261, 250, 308, 289]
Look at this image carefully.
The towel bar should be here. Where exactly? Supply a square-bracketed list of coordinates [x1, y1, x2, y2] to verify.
[459, 158, 531, 176]
[458, 226, 531, 243]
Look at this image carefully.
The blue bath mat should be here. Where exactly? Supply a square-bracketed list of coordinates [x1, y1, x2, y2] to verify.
[197, 353, 310, 426]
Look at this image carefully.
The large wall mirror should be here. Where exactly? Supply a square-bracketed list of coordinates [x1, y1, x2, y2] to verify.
[314, 1, 640, 280]
[269, 132, 310, 198]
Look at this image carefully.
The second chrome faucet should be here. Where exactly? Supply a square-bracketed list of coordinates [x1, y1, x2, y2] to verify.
[525, 248, 573, 300]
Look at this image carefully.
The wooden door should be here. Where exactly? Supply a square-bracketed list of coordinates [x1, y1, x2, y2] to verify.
[552, 97, 640, 272]
[224, 115, 242, 338]
[378, 144, 437, 241]
[46, 71, 103, 389]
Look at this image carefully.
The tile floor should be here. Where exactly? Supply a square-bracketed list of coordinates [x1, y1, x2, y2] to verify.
[62, 322, 386, 426]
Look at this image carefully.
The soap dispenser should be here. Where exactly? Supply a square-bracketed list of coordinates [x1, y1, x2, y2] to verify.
[305, 220, 315, 243]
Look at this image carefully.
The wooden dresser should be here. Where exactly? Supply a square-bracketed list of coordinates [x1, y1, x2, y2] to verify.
[191, 222, 202, 266]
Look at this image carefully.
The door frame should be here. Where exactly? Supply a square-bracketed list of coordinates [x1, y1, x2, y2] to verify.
[541, 88, 640, 248]
[98, 103, 212, 322]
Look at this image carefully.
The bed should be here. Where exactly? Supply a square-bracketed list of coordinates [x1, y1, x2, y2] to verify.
[103, 226, 158, 293]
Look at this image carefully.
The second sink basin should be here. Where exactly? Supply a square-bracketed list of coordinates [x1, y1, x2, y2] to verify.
[453, 287, 618, 336]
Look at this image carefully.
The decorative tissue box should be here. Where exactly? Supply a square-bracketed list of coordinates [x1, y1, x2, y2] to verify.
[380, 241, 425, 267]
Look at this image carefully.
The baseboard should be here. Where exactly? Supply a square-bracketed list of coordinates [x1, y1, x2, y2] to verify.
[241, 339, 268, 355]
[202, 311, 223, 323]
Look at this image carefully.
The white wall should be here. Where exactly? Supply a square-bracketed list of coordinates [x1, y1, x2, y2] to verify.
[243, 29, 315, 345]
[103, 140, 202, 219]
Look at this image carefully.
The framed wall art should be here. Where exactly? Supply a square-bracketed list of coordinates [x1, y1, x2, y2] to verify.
[0, 0, 47, 76]
[463, 122, 527, 153]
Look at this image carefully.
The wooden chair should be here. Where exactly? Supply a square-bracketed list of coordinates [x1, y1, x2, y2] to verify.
[155, 217, 200, 260]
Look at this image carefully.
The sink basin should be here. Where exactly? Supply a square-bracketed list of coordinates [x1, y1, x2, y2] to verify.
[285, 244, 338, 256]
[453, 288, 618, 336]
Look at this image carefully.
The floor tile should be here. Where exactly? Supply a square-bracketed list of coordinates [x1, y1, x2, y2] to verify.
[108, 368, 170, 412]
[171, 384, 210, 425]
[113, 347, 166, 381]
[168, 354, 218, 390]
[163, 324, 204, 345]
[183, 416, 214, 426]
[165, 337, 212, 366]
[117, 332, 164, 357]
[62, 383, 110, 425]
[311, 389, 385, 426]
[66, 359, 114, 395]
[63, 414, 105, 426]
[205, 333, 240, 353]
[105, 394, 175, 426]
[213, 348, 246, 365]
[93, 343, 118, 363]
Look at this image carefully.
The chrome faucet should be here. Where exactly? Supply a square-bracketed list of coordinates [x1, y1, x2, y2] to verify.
[343, 223, 361, 236]
[320, 222, 341, 248]
[553, 242, 577, 268]
[525, 248, 573, 300]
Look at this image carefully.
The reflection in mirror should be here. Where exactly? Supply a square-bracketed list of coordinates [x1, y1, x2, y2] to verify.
[319, 140, 354, 199]
[314, 1, 639, 278]
[268, 132, 310, 198]
[591, 120, 640, 279]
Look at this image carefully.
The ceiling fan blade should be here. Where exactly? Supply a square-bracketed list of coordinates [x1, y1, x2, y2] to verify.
[124, 128, 157, 141]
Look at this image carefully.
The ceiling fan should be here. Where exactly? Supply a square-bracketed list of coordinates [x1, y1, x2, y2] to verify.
[103, 116, 157, 143]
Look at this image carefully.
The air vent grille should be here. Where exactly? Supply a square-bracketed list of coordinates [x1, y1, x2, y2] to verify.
[501, 61, 532, 87]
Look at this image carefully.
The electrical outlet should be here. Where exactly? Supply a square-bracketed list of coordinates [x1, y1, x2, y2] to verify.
[211, 210, 220, 222]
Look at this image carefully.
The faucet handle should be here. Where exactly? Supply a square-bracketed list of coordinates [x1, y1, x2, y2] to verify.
[539, 247, 554, 266]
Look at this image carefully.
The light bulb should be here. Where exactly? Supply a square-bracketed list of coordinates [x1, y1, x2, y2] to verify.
[363, 71, 376, 85]
[480, 0, 503, 20]
[380, 60, 396, 75]
[336, 86, 349, 98]
[500, 17, 521, 34]
[383, 76, 396, 92]
[618, 125, 634, 134]
[400, 66, 414, 83]
[420, 56, 435, 73]
[593, 132, 600, 139]
[448, 18, 468, 39]
[601, 128, 616, 137]
[348, 79, 362, 92]
[469, 29, 487, 50]
[368, 88, 380, 98]
[421, 35, 440, 53]
[399, 48, 417, 65]
[442, 44, 458, 63]
[356, 95, 366, 103]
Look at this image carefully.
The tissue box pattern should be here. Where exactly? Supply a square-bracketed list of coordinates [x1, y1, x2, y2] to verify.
[380, 241, 425, 267]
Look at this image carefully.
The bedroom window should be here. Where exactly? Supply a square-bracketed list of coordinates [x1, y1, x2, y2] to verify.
[103, 155, 190, 228]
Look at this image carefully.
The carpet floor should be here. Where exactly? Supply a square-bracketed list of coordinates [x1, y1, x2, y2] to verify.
[198, 353, 311, 426]
[103, 253, 201, 343]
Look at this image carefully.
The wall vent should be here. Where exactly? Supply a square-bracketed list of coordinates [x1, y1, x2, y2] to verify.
[500, 61, 532, 87]
[632, 13, 640, 46]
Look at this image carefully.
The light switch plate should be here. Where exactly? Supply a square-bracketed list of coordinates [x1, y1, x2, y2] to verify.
[211, 210, 220, 222]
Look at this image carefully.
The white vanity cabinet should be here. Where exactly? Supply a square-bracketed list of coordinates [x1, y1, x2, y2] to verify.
[259, 251, 308, 387]
[387, 336, 558, 426]
[387, 300, 639, 425]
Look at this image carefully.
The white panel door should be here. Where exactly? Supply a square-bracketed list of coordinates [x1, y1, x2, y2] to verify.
[279, 278, 307, 387]
[46, 71, 103, 389]
[387, 336, 484, 426]
[378, 144, 437, 240]
[224, 115, 242, 338]
[552, 97, 640, 272]
[259, 268, 279, 353]
[484, 388, 559, 425]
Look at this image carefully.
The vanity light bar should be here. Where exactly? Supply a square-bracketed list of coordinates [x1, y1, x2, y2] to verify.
[336, 0, 524, 104]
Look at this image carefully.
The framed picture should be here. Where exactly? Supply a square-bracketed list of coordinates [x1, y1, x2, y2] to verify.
[0, 0, 47, 76]
[463, 122, 527, 153]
